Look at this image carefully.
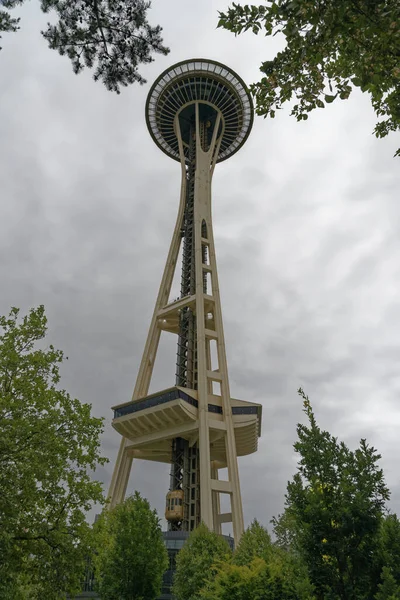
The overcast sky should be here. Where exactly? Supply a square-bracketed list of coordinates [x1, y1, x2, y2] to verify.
[1, 0, 400, 533]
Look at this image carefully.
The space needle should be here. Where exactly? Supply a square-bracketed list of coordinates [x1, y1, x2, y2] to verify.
[108, 59, 262, 549]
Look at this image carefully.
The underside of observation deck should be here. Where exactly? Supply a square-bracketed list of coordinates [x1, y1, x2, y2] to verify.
[146, 59, 253, 163]
[112, 386, 262, 466]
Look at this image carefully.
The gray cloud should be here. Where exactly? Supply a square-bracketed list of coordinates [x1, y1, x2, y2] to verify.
[1, 0, 400, 532]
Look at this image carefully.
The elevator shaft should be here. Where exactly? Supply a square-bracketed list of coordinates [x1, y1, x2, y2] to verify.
[176, 125, 197, 389]
[168, 119, 213, 531]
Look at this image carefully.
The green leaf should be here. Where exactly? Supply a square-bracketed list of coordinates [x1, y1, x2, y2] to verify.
[173, 523, 232, 600]
[93, 493, 168, 600]
[282, 388, 390, 599]
[218, 0, 400, 157]
[260, 60, 274, 75]
[0, 306, 107, 598]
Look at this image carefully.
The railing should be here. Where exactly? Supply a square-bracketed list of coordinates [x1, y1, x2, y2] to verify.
[113, 389, 198, 419]
[232, 406, 258, 415]
[114, 388, 259, 420]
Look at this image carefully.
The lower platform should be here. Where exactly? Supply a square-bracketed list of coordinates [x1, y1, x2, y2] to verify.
[111, 386, 262, 466]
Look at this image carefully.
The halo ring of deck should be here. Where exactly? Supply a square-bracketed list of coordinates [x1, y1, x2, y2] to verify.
[145, 58, 254, 163]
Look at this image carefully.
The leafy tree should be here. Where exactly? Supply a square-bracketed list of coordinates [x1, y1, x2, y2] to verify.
[218, 1, 400, 156]
[233, 518, 272, 566]
[0, 306, 106, 599]
[375, 567, 400, 600]
[271, 509, 298, 553]
[0, 0, 169, 92]
[281, 388, 389, 600]
[199, 558, 271, 600]
[93, 491, 168, 600]
[200, 552, 314, 600]
[172, 522, 232, 600]
[199, 518, 313, 600]
[372, 514, 400, 599]
[379, 514, 400, 583]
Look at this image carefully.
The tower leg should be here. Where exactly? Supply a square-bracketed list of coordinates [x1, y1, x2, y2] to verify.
[107, 439, 133, 508]
[107, 162, 188, 509]
[211, 466, 221, 535]
[191, 109, 245, 543]
[209, 222, 245, 542]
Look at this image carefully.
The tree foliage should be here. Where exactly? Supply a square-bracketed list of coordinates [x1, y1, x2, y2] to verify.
[281, 388, 390, 599]
[271, 509, 298, 553]
[218, 0, 400, 156]
[200, 558, 276, 600]
[0, 1, 23, 50]
[379, 515, 400, 584]
[93, 491, 168, 600]
[172, 522, 232, 600]
[373, 515, 400, 599]
[0, 0, 169, 92]
[201, 528, 314, 600]
[0, 306, 106, 599]
[233, 518, 272, 566]
[201, 554, 314, 600]
[375, 567, 400, 600]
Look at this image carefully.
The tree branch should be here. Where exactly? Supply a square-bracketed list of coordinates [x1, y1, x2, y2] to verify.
[92, 0, 109, 56]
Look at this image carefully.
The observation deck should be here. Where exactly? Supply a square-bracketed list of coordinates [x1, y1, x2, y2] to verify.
[112, 386, 262, 467]
[145, 59, 254, 163]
